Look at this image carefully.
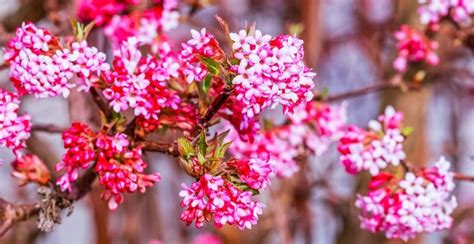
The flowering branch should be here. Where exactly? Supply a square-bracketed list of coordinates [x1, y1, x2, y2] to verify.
[322, 81, 419, 102]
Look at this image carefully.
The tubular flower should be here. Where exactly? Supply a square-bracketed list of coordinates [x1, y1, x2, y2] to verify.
[230, 30, 315, 118]
[11, 154, 51, 186]
[180, 28, 224, 83]
[3, 23, 109, 98]
[355, 157, 457, 241]
[393, 25, 439, 72]
[338, 106, 406, 176]
[179, 174, 264, 230]
[227, 158, 273, 190]
[0, 89, 31, 156]
[102, 37, 180, 119]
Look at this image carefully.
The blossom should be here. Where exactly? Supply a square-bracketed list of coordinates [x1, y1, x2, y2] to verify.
[102, 37, 180, 119]
[180, 28, 224, 83]
[227, 158, 273, 190]
[230, 30, 315, 118]
[55, 123, 160, 209]
[11, 154, 51, 186]
[95, 133, 161, 210]
[104, 1, 180, 47]
[355, 157, 457, 240]
[77, 0, 139, 26]
[179, 174, 264, 230]
[0, 89, 31, 156]
[4, 23, 109, 98]
[338, 106, 406, 175]
[418, 0, 474, 27]
[393, 25, 439, 72]
[55, 122, 97, 192]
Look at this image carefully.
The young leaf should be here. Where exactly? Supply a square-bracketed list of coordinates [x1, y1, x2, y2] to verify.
[402, 126, 414, 137]
[198, 131, 208, 156]
[177, 138, 195, 159]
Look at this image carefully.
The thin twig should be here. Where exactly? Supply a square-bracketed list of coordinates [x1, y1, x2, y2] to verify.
[191, 87, 232, 137]
[454, 173, 474, 182]
[139, 141, 179, 156]
[323, 82, 419, 102]
[31, 124, 66, 134]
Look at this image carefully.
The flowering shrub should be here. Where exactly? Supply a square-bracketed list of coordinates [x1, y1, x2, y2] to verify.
[0, 0, 472, 241]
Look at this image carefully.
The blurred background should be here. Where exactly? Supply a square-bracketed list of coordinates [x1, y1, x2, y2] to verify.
[0, 0, 473, 243]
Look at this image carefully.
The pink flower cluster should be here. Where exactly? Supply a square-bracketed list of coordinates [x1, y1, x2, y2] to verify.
[230, 30, 315, 118]
[94, 132, 161, 210]
[102, 38, 180, 119]
[338, 106, 406, 176]
[104, 0, 180, 47]
[180, 29, 224, 83]
[393, 25, 439, 72]
[179, 174, 264, 230]
[227, 158, 273, 190]
[77, 0, 139, 26]
[418, 0, 474, 27]
[4, 23, 109, 98]
[355, 157, 457, 240]
[56, 122, 160, 209]
[228, 102, 346, 177]
[0, 89, 31, 156]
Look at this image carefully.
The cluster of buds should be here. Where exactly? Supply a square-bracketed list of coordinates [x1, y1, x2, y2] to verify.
[356, 157, 457, 240]
[56, 122, 160, 209]
[177, 132, 271, 229]
[229, 30, 316, 118]
[0, 89, 31, 156]
[3, 22, 109, 98]
[418, 0, 474, 27]
[77, 0, 140, 26]
[11, 154, 51, 186]
[393, 25, 439, 73]
[339, 106, 457, 240]
[338, 106, 407, 176]
[102, 37, 180, 120]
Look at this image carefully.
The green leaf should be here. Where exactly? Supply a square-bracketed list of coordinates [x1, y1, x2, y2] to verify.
[201, 75, 212, 94]
[215, 141, 231, 159]
[177, 138, 195, 159]
[200, 57, 221, 76]
[197, 152, 207, 165]
[401, 127, 414, 137]
[198, 131, 208, 156]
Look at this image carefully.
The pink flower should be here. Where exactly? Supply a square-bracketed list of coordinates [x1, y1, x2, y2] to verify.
[77, 0, 139, 26]
[355, 157, 457, 241]
[393, 25, 439, 72]
[4, 23, 109, 98]
[179, 174, 264, 230]
[180, 28, 224, 83]
[55, 123, 97, 192]
[102, 38, 180, 119]
[338, 106, 406, 175]
[230, 30, 315, 118]
[11, 154, 51, 186]
[0, 89, 31, 156]
[227, 158, 273, 190]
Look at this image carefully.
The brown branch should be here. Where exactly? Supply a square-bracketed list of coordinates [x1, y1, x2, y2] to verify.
[89, 87, 113, 120]
[322, 81, 419, 102]
[191, 87, 232, 137]
[139, 141, 179, 157]
[31, 124, 66, 134]
[454, 173, 474, 182]
[0, 200, 40, 237]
